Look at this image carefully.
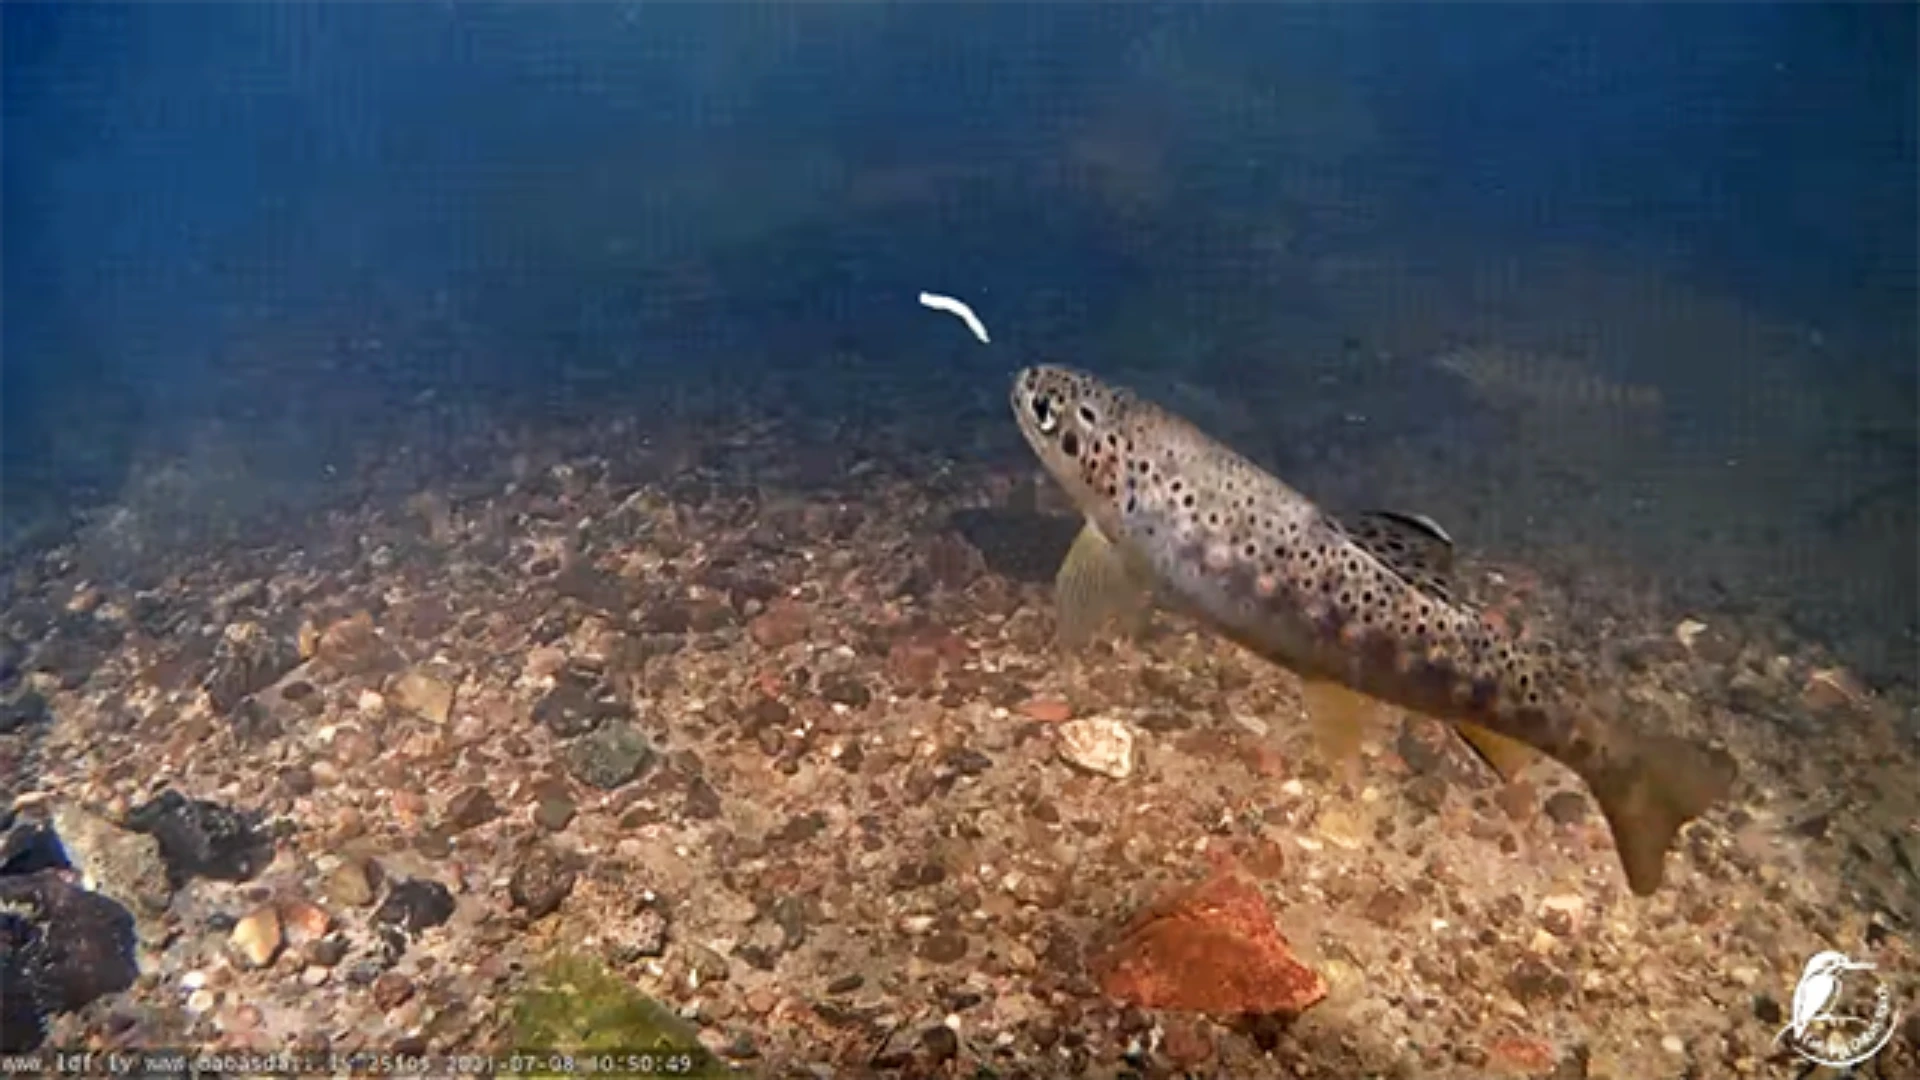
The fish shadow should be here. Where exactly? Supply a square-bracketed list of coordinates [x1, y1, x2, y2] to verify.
[946, 507, 1082, 586]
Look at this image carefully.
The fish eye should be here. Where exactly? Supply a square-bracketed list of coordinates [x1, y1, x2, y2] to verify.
[1031, 394, 1058, 433]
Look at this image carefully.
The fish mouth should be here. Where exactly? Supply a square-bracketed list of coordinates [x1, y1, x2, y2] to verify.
[1009, 365, 1051, 446]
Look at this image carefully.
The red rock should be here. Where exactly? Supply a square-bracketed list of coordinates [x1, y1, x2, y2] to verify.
[748, 599, 811, 649]
[1018, 698, 1073, 723]
[1486, 1034, 1556, 1075]
[1093, 865, 1326, 1016]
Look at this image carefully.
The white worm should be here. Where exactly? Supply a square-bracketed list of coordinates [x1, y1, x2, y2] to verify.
[918, 291, 991, 344]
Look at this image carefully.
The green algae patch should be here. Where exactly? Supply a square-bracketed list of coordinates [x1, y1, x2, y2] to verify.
[509, 952, 729, 1077]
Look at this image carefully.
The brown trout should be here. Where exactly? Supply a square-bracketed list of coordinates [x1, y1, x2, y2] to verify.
[1010, 364, 1737, 896]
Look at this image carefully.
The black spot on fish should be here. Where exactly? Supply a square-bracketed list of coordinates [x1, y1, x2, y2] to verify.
[1061, 431, 1080, 457]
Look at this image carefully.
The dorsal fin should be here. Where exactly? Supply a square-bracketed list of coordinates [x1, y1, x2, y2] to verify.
[1344, 510, 1457, 599]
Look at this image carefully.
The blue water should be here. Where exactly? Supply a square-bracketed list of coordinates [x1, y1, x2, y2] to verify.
[3, 3, 1915, 679]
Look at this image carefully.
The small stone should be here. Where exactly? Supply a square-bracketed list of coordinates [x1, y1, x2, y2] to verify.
[748, 599, 810, 649]
[325, 859, 377, 908]
[941, 746, 993, 777]
[890, 861, 946, 890]
[1486, 1036, 1557, 1074]
[230, 905, 283, 969]
[300, 965, 331, 988]
[443, 786, 499, 832]
[315, 613, 401, 678]
[279, 899, 331, 944]
[1539, 893, 1585, 937]
[1673, 618, 1708, 651]
[508, 845, 577, 919]
[532, 788, 576, 832]
[533, 672, 632, 738]
[1495, 780, 1536, 823]
[563, 721, 655, 791]
[1505, 955, 1571, 1004]
[1542, 791, 1589, 826]
[818, 673, 872, 708]
[391, 668, 455, 724]
[826, 973, 864, 994]
[687, 944, 730, 984]
[683, 776, 724, 821]
[1660, 1034, 1685, 1056]
[309, 937, 349, 967]
[1019, 698, 1073, 723]
[918, 932, 968, 964]
[1056, 718, 1134, 779]
[1363, 886, 1414, 928]
[370, 971, 415, 1011]
[920, 1024, 959, 1063]
[623, 907, 669, 959]
[374, 878, 455, 935]
[1162, 1018, 1214, 1067]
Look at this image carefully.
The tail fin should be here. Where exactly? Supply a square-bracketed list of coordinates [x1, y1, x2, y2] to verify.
[1588, 734, 1738, 896]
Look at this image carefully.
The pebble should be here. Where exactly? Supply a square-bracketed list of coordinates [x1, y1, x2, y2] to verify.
[532, 787, 577, 832]
[509, 845, 577, 919]
[374, 878, 455, 935]
[624, 907, 670, 958]
[392, 668, 455, 724]
[564, 720, 656, 790]
[918, 931, 968, 964]
[1019, 698, 1073, 723]
[1542, 791, 1589, 826]
[230, 905, 283, 969]
[1660, 1034, 1685, 1056]
[443, 786, 500, 831]
[325, 858, 378, 908]
[1056, 718, 1134, 779]
[371, 971, 415, 1010]
[279, 899, 332, 944]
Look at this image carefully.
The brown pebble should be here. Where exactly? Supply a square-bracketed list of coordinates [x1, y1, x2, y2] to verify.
[1496, 779, 1536, 823]
[230, 906, 283, 969]
[443, 785, 500, 831]
[748, 599, 811, 649]
[370, 971, 414, 1011]
[918, 932, 968, 964]
[278, 899, 332, 944]
[1018, 698, 1073, 723]
[1542, 791, 1589, 826]
[1161, 1018, 1214, 1067]
[325, 859, 376, 908]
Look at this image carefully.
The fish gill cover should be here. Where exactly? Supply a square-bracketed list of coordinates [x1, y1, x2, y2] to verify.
[0, 3, 1915, 1077]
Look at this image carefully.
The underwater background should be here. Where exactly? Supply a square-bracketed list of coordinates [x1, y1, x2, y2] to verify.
[2, 4, 1916, 1076]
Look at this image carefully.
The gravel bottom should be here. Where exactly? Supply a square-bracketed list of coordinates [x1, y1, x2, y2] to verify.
[4, 400, 1916, 1080]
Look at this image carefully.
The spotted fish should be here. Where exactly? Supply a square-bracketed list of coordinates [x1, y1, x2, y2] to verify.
[1010, 364, 1737, 896]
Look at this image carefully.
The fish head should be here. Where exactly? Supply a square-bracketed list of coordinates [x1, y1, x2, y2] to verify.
[1011, 365, 1135, 514]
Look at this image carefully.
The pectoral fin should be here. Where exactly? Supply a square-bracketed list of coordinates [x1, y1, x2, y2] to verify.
[1299, 678, 1391, 778]
[1053, 521, 1153, 651]
[1455, 722, 1540, 783]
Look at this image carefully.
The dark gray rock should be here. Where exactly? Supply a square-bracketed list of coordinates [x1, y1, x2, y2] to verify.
[124, 789, 269, 884]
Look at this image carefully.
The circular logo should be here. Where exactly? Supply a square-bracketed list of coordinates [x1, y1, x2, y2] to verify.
[1774, 950, 1902, 1069]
